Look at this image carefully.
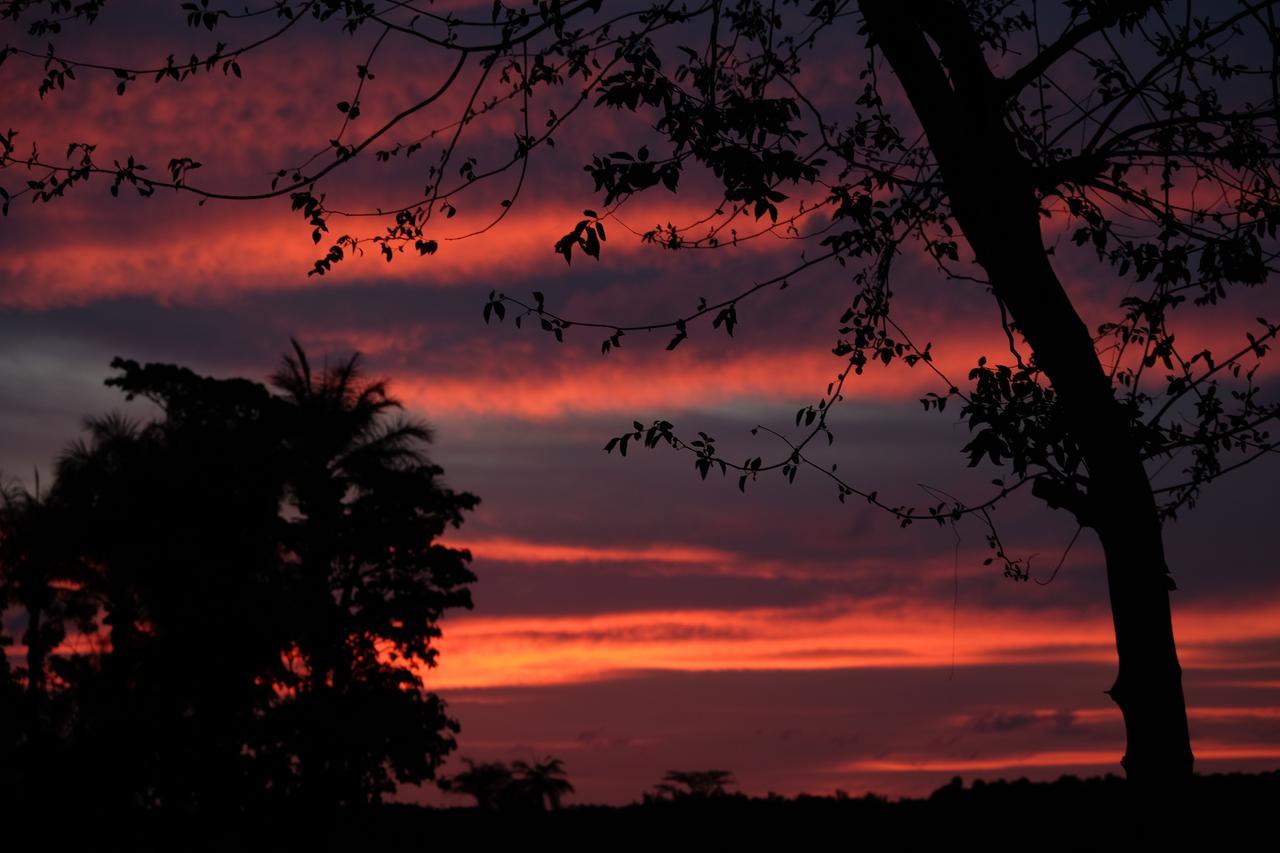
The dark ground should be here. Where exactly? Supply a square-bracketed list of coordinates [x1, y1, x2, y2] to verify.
[67, 770, 1280, 848]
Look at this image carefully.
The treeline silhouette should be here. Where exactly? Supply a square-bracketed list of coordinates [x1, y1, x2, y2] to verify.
[0, 344, 479, 820]
[440, 756, 574, 811]
[372, 770, 1278, 845]
[183, 769, 1278, 844]
[425, 758, 1276, 844]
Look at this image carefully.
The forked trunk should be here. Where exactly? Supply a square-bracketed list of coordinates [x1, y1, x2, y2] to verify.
[860, 0, 1194, 784]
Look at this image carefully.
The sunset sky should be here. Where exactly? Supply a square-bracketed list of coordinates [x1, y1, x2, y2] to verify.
[1, 1, 1278, 805]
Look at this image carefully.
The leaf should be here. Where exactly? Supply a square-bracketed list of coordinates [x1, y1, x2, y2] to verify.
[667, 319, 687, 351]
[583, 227, 601, 259]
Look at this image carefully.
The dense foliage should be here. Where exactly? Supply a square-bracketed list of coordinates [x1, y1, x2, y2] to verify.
[0, 344, 479, 815]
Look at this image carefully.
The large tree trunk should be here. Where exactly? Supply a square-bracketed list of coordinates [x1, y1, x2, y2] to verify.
[859, 0, 1194, 783]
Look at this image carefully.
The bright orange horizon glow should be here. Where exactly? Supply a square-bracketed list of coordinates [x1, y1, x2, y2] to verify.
[843, 743, 1280, 774]
[452, 536, 736, 566]
[420, 597, 1280, 690]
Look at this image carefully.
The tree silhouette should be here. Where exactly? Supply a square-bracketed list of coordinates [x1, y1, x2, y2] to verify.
[0, 478, 95, 803]
[442, 755, 575, 811]
[0, 345, 479, 815]
[512, 756, 576, 811]
[3, 1, 1278, 786]
[653, 769, 738, 800]
[0, 481, 88, 723]
[48, 382, 295, 813]
[442, 758, 520, 811]
[263, 341, 480, 808]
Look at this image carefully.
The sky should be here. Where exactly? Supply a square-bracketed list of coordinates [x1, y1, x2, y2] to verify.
[1, 1, 1278, 805]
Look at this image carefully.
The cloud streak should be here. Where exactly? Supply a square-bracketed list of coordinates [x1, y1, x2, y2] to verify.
[423, 596, 1280, 690]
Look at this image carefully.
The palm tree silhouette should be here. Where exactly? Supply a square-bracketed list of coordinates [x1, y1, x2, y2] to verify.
[654, 769, 737, 799]
[0, 474, 93, 730]
[52, 412, 151, 661]
[269, 340, 438, 688]
[513, 756, 575, 811]
[268, 340, 479, 807]
[269, 339, 433, 487]
[442, 756, 573, 811]
[441, 759, 517, 811]
[1, 481, 61, 703]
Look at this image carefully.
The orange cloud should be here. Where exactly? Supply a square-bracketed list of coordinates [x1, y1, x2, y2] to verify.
[423, 599, 1110, 689]
[842, 743, 1280, 774]
[448, 534, 1087, 584]
[391, 342, 980, 419]
[0, 185, 808, 308]
[421, 597, 1280, 690]
[453, 536, 735, 566]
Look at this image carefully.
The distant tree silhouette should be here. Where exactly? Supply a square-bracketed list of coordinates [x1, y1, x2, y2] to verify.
[512, 756, 576, 811]
[443, 759, 520, 811]
[0, 345, 479, 816]
[4, 0, 1279, 786]
[442, 755, 575, 811]
[653, 769, 738, 800]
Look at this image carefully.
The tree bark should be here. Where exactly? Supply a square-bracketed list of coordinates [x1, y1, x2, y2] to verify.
[859, 0, 1194, 784]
